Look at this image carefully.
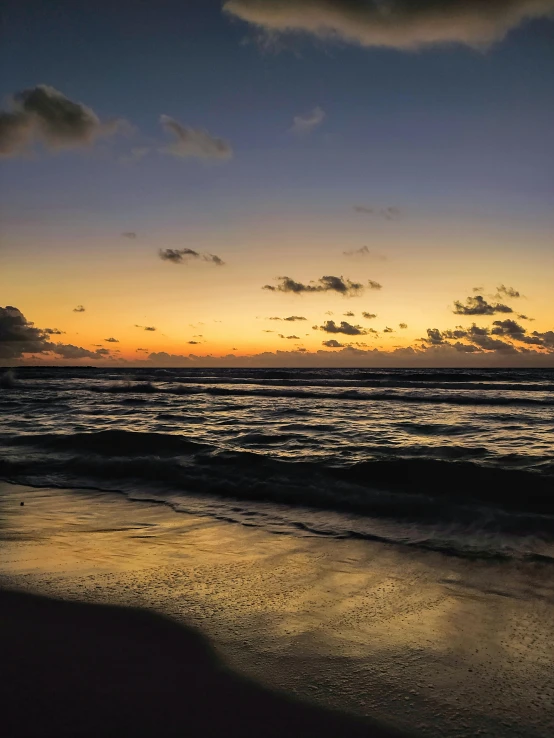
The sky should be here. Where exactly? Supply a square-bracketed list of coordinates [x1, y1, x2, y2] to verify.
[1, 0, 553, 367]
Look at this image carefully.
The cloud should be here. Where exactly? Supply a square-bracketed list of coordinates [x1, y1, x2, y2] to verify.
[147, 351, 191, 365]
[0, 305, 111, 361]
[316, 320, 366, 336]
[496, 284, 521, 299]
[383, 327, 394, 333]
[104, 337, 119, 343]
[263, 275, 366, 296]
[73, 305, 86, 313]
[158, 248, 225, 266]
[491, 319, 526, 337]
[368, 280, 382, 290]
[425, 328, 445, 345]
[362, 312, 377, 320]
[0, 84, 125, 157]
[518, 314, 534, 321]
[53, 344, 110, 359]
[188, 341, 201, 345]
[353, 206, 400, 220]
[223, 0, 554, 51]
[278, 334, 300, 339]
[159, 114, 232, 160]
[284, 315, 307, 321]
[135, 324, 157, 332]
[453, 295, 513, 316]
[322, 339, 345, 348]
[136, 348, 149, 353]
[44, 328, 64, 335]
[343, 245, 387, 260]
[399, 323, 408, 329]
[122, 232, 137, 240]
[290, 106, 325, 134]
[343, 311, 355, 317]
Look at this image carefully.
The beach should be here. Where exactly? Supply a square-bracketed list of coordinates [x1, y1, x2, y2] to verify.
[2, 481, 553, 737]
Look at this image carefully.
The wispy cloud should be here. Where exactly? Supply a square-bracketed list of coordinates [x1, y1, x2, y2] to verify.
[290, 106, 325, 134]
[159, 114, 232, 160]
[159, 248, 225, 266]
[353, 206, 400, 220]
[73, 305, 86, 313]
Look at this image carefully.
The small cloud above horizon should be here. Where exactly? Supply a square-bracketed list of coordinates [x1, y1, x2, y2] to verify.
[159, 114, 232, 161]
[159, 248, 225, 266]
[290, 106, 325, 134]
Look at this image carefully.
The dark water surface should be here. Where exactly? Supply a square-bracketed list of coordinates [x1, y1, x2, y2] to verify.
[1, 366, 553, 561]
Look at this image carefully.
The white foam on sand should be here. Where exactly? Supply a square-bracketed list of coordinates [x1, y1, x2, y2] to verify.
[1, 481, 553, 737]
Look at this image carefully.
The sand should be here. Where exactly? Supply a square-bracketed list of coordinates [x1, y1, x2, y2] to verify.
[1, 481, 553, 737]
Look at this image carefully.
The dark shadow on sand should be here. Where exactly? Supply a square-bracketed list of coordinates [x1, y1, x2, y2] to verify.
[0, 588, 408, 737]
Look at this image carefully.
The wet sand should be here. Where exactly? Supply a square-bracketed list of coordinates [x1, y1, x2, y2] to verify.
[1, 482, 553, 737]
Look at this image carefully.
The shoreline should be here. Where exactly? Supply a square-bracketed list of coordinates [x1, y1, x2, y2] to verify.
[2, 481, 553, 737]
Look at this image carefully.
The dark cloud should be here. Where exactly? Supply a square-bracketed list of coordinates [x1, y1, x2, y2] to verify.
[343, 245, 387, 260]
[425, 328, 445, 345]
[290, 106, 325, 134]
[343, 311, 355, 317]
[470, 335, 517, 352]
[104, 337, 119, 343]
[204, 253, 225, 266]
[147, 352, 191, 365]
[518, 314, 534, 321]
[353, 206, 400, 220]
[496, 284, 521, 299]
[453, 295, 513, 316]
[362, 312, 377, 320]
[73, 305, 86, 313]
[322, 339, 345, 348]
[491, 319, 526, 338]
[0, 84, 124, 157]
[278, 334, 300, 339]
[263, 275, 365, 296]
[529, 331, 554, 350]
[316, 320, 366, 336]
[159, 115, 232, 160]
[383, 327, 394, 333]
[158, 248, 225, 266]
[284, 315, 307, 321]
[399, 323, 408, 329]
[223, 0, 554, 51]
[136, 348, 149, 352]
[135, 325, 157, 332]
[472, 286, 484, 293]
[0, 305, 113, 361]
[188, 341, 201, 345]
[368, 280, 382, 290]
[122, 232, 137, 239]
[0, 305, 52, 358]
[44, 328, 64, 335]
[453, 342, 481, 353]
[262, 330, 275, 333]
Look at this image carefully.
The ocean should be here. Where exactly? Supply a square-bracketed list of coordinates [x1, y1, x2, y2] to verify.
[1, 365, 553, 563]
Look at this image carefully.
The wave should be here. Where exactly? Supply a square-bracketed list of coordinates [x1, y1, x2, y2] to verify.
[83, 383, 554, 407]
[2, 430, 553, 520]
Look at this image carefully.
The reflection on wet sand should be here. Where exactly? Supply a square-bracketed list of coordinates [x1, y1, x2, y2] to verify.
[1, 482, 553, 737]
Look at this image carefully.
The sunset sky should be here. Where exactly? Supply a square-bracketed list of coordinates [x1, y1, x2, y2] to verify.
[1, 0, 553, 366]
